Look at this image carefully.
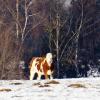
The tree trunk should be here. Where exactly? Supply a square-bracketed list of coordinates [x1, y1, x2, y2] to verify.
[56, 13, 60, 78]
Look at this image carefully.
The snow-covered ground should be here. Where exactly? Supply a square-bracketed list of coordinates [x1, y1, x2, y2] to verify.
[0, 78, 100, 100]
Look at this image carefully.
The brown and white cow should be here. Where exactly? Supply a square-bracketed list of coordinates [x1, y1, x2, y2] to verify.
[29, 53, 54, 80]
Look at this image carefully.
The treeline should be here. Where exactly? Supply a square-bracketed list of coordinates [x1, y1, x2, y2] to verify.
[0, 0, 100, 79]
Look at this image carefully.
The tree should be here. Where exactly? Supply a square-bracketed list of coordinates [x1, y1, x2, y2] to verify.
[71, 0, 99, 62]
[0, 0, 49, 79]
[44, 0, 73, 78]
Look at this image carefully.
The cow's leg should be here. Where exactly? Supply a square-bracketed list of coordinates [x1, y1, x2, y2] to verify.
[45, 74, 48, 79]
[47, 70, 53, 79]
[30, 65, 37, 80]
[30, 69, 36, 80]
[44, 71, 49, 79]
[50, 74, 53, 79]
[37, 71, 41, 80]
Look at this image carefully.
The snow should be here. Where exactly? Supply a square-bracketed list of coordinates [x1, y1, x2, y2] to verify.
[0, 78, 100, 100]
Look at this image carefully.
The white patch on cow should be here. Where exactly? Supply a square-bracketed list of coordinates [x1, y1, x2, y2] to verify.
[46, 53, 53, 67]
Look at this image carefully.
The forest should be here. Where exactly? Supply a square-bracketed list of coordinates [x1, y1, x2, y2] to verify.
[0, 0, 100, 79]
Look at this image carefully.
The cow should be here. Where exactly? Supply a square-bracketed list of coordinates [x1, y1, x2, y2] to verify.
[29, 53, 54, 80]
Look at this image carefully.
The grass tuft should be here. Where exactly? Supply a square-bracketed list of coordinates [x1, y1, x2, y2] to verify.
[68, 83, 86, 88]
[0, 88, 12, 92]
[10, 82, 22, 85]
[45, 80, 60, 85]
[33, 82, 41, 86]
[39, 84, 50, 87]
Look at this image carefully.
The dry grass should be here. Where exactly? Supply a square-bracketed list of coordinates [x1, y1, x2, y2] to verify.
[68, 83, 86, 88]
[10, 82, 22, 85]
[33, 82, 50, 87]
[33, 80, 59, 88]
[33, 82, 41, 86]
[39, 84, 50, 87]
[45, 80, 60, 85]
[0, 88, 12, 92]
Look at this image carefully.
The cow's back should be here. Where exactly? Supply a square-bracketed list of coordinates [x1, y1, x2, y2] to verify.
[29, 57, 45, 70]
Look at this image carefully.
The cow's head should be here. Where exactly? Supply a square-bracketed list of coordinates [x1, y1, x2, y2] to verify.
[46, 53, 53, 66]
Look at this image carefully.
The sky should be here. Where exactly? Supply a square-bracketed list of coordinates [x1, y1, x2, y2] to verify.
[64, 0, 72, 8]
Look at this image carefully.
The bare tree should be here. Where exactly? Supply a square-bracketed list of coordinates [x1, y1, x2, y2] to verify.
[0, 0, 49, 79]
[44, 0, 72, 77]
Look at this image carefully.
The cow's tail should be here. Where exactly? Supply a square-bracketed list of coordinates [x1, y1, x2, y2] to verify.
[29, 58, 37, 80]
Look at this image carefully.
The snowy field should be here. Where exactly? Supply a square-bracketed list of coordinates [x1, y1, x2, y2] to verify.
[0, 78, 100, 100]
